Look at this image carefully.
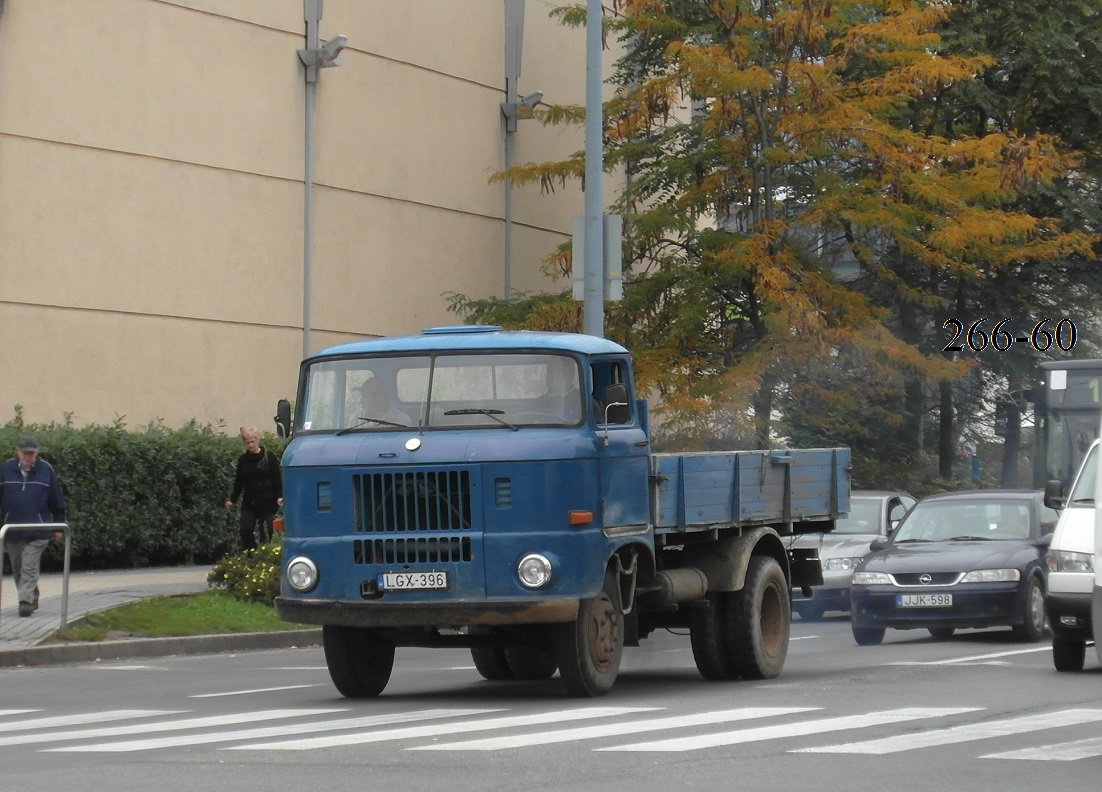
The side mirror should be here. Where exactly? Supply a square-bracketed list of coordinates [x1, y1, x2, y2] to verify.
[603, 384, 630, 425]
[275, 399, 292, 439]
[1043, 479, 1065, 510]
[870, 536, 889, 552]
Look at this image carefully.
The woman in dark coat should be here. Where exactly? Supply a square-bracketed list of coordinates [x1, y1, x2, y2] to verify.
[224, 426, 282, 550]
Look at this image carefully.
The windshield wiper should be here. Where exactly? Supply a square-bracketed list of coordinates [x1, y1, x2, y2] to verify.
[444, 408, 517, 431]
[336, 416, 408, 435]
[949, 535, 991, 541]
[1070, 498, 1096, 506]
[893, 538, 931, 544]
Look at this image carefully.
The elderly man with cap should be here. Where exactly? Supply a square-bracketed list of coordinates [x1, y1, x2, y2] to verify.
[0, 435, 66, 617]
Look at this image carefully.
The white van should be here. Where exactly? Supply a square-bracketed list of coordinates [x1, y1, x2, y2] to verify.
[1043, 438, 1099, 671]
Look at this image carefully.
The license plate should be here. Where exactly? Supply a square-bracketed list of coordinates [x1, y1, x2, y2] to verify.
[378, 571, 448, 590]
[898, 593, 952, 607]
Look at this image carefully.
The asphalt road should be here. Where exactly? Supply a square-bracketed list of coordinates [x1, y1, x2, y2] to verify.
[1, 616, 1099, 792]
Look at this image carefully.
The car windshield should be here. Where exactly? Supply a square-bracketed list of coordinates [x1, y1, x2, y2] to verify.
[892, 500, 1032, 543]
[833, 499, 883, 535]
[298, 352, 585, 432]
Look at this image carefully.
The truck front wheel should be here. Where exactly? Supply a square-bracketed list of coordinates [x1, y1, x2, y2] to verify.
[727, 556, 790, 680]
[556, 569, 624, 697]
[322, 625, 395, 697]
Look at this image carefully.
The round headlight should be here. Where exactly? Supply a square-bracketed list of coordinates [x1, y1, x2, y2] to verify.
[517, 553, 553, 589]
[287, 556, 318, 593]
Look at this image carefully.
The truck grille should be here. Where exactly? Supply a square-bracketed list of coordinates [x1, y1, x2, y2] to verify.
[353, 536, 473, 565]
[353, 470, 473, 533]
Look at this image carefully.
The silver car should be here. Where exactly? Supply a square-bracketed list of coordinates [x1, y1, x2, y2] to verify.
[791, 490, 916, 620]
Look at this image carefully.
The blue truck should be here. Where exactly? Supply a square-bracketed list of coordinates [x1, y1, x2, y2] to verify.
[274, 326, 850, 697]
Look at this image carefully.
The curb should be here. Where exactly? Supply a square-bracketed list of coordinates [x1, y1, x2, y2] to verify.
[0, 628, 323, 668]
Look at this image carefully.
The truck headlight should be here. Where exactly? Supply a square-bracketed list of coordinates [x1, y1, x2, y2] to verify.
[287, 556, 319, 593]
[517, 553, 552, 589]
[1047, 550, 1094, 574]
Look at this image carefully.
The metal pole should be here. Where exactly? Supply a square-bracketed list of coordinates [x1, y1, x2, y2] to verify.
[583, 0, 604, 338]
[302, 0, 322, 360]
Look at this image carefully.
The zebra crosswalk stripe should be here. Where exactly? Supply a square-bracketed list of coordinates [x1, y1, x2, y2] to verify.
[413, 707, 819, 751]
[0, 710, 179, 734]
[983, 734, 1102, 761]
[229, 706, 661, 751]
[599, 708, 980, 753]
[48, 708, 503, 753]
[0, 708, 341, 748]
[797, 708, 1102, 755]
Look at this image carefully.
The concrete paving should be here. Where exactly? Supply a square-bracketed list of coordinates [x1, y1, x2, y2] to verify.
[0, 564, 320, 667]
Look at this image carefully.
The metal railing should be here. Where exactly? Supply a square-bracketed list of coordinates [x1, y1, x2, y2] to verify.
[0, 522, 70, 631]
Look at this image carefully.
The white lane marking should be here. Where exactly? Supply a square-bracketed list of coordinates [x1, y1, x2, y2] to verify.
[0, 710, 38, 717]
[0, 708, 341, 748]
[983, 735, 1102, 761]
[798, 709, 1102, 754]
[230, 706, 661, 751]
[49, 709, 501, 753]
[190, 685, 321, 698]
[0, 710, 176, 733]
[601, 708, 978, 753]
[413, 707, 817, 751]
[888, 646, 1051, 666]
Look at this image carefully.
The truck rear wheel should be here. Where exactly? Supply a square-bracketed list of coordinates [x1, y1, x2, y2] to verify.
[556, 569, 624, 697]
[505, 643, 559, 680]
[690, 592, 735, 680]
[470, 647, 514, 681]
[727, 556, 790, 680]
[322, 625, 395, 698]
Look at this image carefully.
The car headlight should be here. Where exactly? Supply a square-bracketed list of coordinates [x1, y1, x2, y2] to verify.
[286, 556, 318, 593]
[824, 557, 864, 572]
[517, 553, 553, 589]
[1047, 550, 1094, 574]
[852, 571, 892, 585]
[960, 568, 1020, 583]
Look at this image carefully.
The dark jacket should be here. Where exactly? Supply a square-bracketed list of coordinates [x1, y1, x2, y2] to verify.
[228, 448, 282, 515]
[0, 457, 66, 541]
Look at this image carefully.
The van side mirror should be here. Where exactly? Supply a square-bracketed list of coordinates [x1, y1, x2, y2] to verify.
[1043, 479, 1065, 510]
[603, 384, 630, 425]
[275, 399, 292, 439]
[870, 536, 889, 552]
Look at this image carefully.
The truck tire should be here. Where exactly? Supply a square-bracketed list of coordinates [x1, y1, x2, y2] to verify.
[727, 556, 790, 680]
[505, 643, 559, 680]
[470, 648, 514, 681]
[322, 624, 395, 698]
[555, 569, 624, 697]
[690, 592, 735, 680]
[1052, 636, 1086, 672]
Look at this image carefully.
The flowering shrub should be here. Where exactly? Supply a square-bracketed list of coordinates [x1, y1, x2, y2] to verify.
[207, 535, 282, 605]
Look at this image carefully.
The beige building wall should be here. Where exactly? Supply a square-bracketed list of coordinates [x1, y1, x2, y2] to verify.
[0, 0, 603, 433]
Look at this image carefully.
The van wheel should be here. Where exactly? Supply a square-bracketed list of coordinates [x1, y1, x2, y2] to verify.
[322, 625, 395, 697]
[1052, 636, 1086, 672]
[727, 556, 790, 679]
[556, 569, 624, 697]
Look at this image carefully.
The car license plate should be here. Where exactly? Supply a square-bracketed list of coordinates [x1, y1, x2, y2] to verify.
[898, 593, 952, 607]
[378, 571, 448, 590]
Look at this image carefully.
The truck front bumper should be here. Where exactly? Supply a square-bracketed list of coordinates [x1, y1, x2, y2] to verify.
[276, 596, 580, 629]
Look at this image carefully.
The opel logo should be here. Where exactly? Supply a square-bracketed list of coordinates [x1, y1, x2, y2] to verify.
[919, 574, 933, 585]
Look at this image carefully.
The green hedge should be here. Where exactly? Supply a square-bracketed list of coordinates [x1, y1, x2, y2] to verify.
[0, 412, 284, 570]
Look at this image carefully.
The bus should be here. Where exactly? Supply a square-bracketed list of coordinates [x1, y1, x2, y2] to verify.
[1033, 359, 1102, 489]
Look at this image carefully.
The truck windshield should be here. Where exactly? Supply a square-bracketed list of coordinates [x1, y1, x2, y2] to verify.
[298, 352, 584, 432]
